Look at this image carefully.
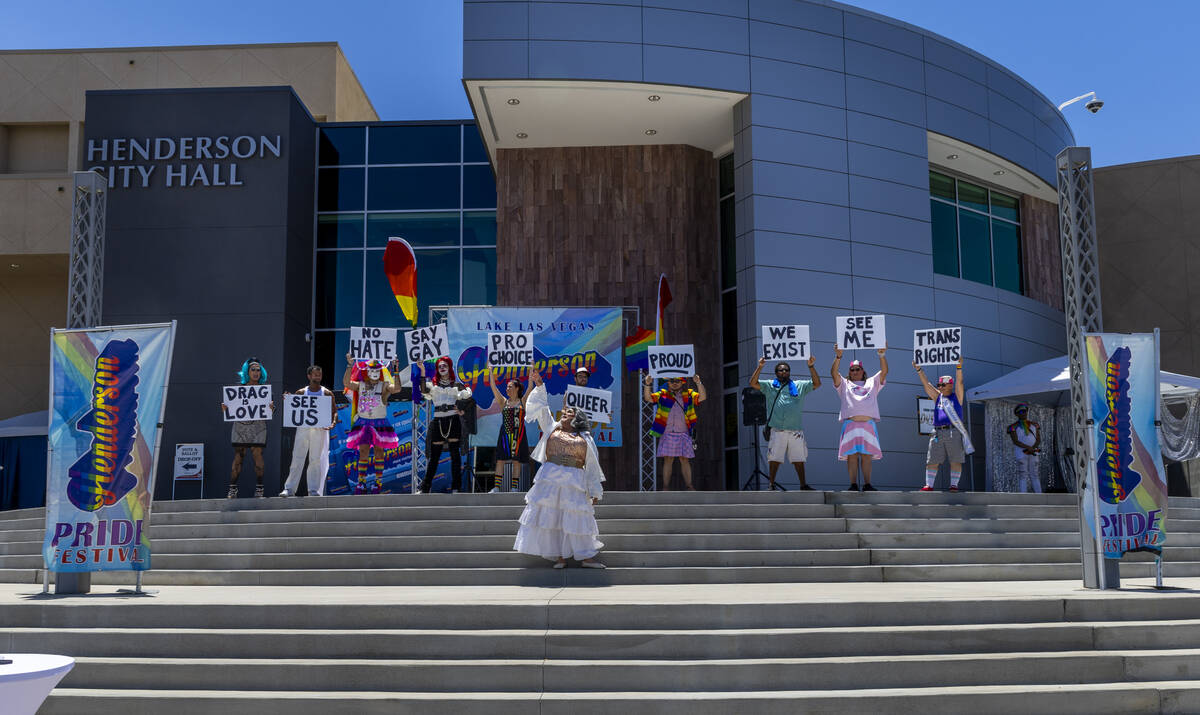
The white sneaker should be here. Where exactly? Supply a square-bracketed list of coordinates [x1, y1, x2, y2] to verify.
[415, 490, 425, 494]
[278, 490, 292, 498]
[489, 487, 499, 494]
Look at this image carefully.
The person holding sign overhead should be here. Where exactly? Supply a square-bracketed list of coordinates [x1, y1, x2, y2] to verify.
[643, 372, 706, 490]
[342, 354, 402, 494]
[279, 365, 337, 498]
[831, 346, 888, 491]
[914, 357, 972, 491]
[485, 367, 531, 493]
[417, 356, 473, 494]
[749, 355, 821, 490]
[514, 369, 606, 568]
[222, 357, 272, 499]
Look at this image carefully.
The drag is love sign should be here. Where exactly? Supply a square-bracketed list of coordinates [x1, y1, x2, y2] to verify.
[223, 384, 272, 422]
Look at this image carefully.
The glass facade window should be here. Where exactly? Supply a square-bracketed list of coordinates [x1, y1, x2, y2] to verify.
[929, 170, 1023, 294]
[313, 122, 497, 375]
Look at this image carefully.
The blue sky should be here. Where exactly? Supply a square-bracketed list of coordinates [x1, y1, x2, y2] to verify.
[3, 0, 1193, 167]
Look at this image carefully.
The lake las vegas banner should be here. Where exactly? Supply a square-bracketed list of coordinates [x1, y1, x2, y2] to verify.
[43, 322, 176, 573]
[1083, 332, 1168, 559]
[448, 307, 624, 447]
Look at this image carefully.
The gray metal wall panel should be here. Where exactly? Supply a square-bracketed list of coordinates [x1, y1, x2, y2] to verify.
[753, 266, 852, 303]
[464, 2, 530, 40]
[845, 111, 925, 155]
[749, 195, 850, 240]
[851, 243, 934, 283]
[750, 161, 849, 206]
[848, 175, 929, 219]
[848, 209, 930, 253]
[748, 20, 844, 71]
[464, 40, 530, 78]
[852, 276, 935, 319]
[748, 0, 843, 36]
[986, 64, 1035, 111]
[747, 95, 846, 139]
[646, 0, 747, 16]
[529, 2, 641, 42]
[643, 7, 749, 54]
[845, 40, 925, 93]
[843, 12, 923, 59]
[988, 121, 1037, 169]
[846, 76, 924, 126]
[924, 64, 988, 116]
[922, 36, 987, 84]
[643, 45, 750, 92]
[750, 231, 850, 274]
[748, 126, 847, 172]
[987, 89, 1037, 137]
[926, 97, 989, 150]
[529, 41, 642, 79]
[847, 142, 928, 188]
[750, 57, 846, 105]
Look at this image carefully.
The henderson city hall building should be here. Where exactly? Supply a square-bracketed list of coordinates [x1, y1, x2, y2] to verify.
[1, 1, 1185, 500]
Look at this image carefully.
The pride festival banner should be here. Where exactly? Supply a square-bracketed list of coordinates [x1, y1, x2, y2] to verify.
[1082, 333, 1168, 559]
[448, 307, 624, 447]
[43, 323, 176, 573]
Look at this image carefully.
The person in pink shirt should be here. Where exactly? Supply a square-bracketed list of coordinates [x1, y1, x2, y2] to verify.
[831, 345, 888, 491]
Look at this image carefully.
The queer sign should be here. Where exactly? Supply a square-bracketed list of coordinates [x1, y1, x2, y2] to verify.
[404, 323, 447, 363]
[564, 385, 613, 423]
[648, 345, 695, 378]
[836, 315, 886, 350]
[349, 326, 397, 361]
[488, 332, 534, 369]
[762, 324, 810, 361]
[913, 327, 962, 366]
[282, 393, 333, 429]
[222, 384, 272, 422]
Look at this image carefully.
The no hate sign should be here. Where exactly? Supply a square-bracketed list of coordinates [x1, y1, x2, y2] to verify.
[222, 384, 272, 422]
[836, 315, 886, 350]
[349, 326, 397, 361]
[488, 332, 534, 369]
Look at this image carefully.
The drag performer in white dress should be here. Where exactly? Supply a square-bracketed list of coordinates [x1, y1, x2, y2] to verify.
[513, 369, 606, 568]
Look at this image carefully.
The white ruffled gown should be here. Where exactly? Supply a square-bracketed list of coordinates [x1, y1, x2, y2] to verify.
[513, 384, 605, 561]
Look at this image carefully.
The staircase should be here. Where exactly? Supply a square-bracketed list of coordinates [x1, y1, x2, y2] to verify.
[3, 491, 1200, 713]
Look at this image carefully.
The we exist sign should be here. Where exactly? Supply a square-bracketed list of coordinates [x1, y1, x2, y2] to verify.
[762, 324, 810, 362]
[222, 384, 272, 422]
[349, 326, 397, 361]
[564, 385, 613, 423]
[487, 332, 534, 369]
[913, 327, 962, 366]
[404, 324, 447, 363]
[835, 315, 886, 350]
[282, 393, 333, 429]
[648, 345, 695, 378]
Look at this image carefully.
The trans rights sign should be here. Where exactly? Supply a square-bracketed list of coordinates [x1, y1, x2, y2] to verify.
[44, 323, 176, 573]
[448, 307, 624, 447]
[1083, 333, 1168, 558]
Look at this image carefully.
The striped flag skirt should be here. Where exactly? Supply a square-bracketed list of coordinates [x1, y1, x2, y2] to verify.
[838, 419, 882, 461]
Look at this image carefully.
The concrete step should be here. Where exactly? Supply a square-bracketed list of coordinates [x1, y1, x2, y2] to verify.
[17, 620, 1200, 660]
[41, 681, 1200, 715]
[834, 504, 1079, 518]
[54, 649, 1200, 693]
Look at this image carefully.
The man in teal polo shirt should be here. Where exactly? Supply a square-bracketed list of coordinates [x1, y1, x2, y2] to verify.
[749, 355, 821, 490]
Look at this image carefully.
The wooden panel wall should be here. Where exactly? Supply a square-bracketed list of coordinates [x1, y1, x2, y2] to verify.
[1020, 195, 1064, 311]
[495, 144, 721, 490]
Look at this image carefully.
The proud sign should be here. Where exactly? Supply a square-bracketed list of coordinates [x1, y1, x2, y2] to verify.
[487, 332, 534, 369]
[404, 323, 447, 363]
[222, 384, 272, 422]
[762, 324, 810, 361]
[647, 345, 695, 378]
[836, 315, 886, 350]
[349, 326, 397, 361]
[913, 327, 962, 366]
[282, 393, 333, 429]
[564, 385, 613, 423]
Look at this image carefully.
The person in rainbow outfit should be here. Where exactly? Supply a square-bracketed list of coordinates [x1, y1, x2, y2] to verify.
[642, 372, 707, 490]
[341, 352, 401, 494]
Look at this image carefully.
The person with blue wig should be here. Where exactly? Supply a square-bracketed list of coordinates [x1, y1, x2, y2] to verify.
[222, 357, 272, 498]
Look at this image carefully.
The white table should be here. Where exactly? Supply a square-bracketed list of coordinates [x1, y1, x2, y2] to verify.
[0, 654, 75, 715]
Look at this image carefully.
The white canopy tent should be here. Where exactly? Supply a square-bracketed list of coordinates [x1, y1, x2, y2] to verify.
[966, 356, 1200, 405]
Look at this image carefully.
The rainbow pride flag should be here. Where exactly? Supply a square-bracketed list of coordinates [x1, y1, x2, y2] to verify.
[383, 237, 418, 327]
[625, 326, 655, 371]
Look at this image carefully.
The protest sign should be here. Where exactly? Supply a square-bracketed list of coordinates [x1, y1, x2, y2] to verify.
[762, 324, 811, 361]
[282, 393, 334, 429]
[564, 385, 613, 423]
[487, 332, 534, 369]
[835, 315, 886, 350]
[403, 323, 447, 363]
[222, 384, 272, 422]
[648, 345, 695, 378]
[913, 327, 962, 366]
[349, 326, 397, 361]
